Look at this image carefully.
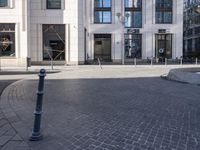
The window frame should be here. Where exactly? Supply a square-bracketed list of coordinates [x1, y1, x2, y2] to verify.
[124, 0, 142, 28]
[155, 0, 173, 24]
[0, 0, 8, 8]
[46, 0, 62, 10]
[94, 0, 112, 24]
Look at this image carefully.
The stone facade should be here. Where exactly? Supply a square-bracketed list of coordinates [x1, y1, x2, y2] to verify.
[0, 0, 183, 66]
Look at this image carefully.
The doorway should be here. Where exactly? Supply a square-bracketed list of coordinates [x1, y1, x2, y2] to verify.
[124, 34, 142, 60]
[155, 34, 172, 61]
[43, 24, 65, 61]
[94, 34, 111, 62]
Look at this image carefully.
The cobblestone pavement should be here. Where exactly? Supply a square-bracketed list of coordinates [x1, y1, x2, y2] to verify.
[1, 67, 200, 150]
[0, 80, 30, 150]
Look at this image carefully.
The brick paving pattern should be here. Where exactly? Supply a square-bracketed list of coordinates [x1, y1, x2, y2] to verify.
[0, 80, 30, 150]
[2, 77, 200, 150]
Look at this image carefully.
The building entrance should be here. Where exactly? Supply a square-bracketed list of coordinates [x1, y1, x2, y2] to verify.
[124, 34, 142, 62]
[94, 34, 111, 62]
[43, 24, 65, 61]
[155, 34, 172, 61]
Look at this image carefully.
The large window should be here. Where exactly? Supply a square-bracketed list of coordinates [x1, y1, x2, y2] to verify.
[124, 34, 142, 59]
[155, 0, 173, 24]
[0, 0, 7, 7]
[94, 0, 112, 24]
[43, 25, 65, 61]
[0, 24, 15, 57]
[47, 0, 61, 9]
[124, 0, 142, 28]
[155, 34, 172, 60]
[94, 34, 111, 61]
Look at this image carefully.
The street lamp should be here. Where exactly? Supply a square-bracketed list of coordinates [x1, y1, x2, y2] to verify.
[116, 12, 130, 64]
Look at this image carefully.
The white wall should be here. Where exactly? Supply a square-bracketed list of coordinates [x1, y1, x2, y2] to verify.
[0, 0, 183, 66]
[0, 0, 30, 67]
[85, 0, 184, 61]
[30, 0, 83, 64]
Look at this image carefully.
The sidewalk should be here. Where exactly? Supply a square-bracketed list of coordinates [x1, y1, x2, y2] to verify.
[0, 67, 200, 150]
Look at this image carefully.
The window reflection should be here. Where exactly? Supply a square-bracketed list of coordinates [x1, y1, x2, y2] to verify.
[94, 0, 112, 23]
[125, 34, 142, 59]
[155, 0, 173, 24]
[43, 25, 65, 61]
[47, 0, 61, 9]
[0, 0, 7, 7]
[124, 0, 142, 8]
[155, 34, 172, 61]
[0, 24, 15, 57]
[124, 0, 142, 28]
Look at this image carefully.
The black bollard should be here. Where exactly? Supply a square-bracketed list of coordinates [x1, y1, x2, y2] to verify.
[30, 69, 46, 141]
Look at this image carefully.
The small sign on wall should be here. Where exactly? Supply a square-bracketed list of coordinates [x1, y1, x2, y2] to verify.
[127, 29, 140, 34]
[158, 29, 166, 33]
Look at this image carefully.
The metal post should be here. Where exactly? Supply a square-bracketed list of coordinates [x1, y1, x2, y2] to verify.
[165, 58, 167, 66]
[30, 69, 46, 141]
[0, 57, 1, 72]
[196, 57, 198, 65]
[180, 58, 183, 65]
[134, 58, 137, 67]
[26, 57, 28, 71]
[98, 58, 102, 70]
[151, 57, 153, 66]
[51, 58, 53, 70]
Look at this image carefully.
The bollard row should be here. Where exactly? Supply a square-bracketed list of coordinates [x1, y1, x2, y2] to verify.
[131, 57, 198, 66]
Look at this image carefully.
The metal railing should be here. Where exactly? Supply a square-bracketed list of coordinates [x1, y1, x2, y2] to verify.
[123, 57, 199, 66]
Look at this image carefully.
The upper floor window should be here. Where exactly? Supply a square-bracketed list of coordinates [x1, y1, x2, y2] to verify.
[124, 0, 142, 28]
[155, 0, 173, 24]
[47, 0, 61, 9]
[0, 0, 8, 7]
[94, 0, 112, 24]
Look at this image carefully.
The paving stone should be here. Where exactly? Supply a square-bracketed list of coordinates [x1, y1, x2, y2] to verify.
[0, 135, 13, 146]
[1, 68, 200, 150]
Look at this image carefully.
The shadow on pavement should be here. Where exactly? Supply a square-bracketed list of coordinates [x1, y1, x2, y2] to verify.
[0, 71, 60, 75]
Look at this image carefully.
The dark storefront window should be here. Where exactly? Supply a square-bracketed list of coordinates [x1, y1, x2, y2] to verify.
[155, 34, 172, 60]
[195, 38, 200, 56]
[0, 24, 15, 57]
[124, 34, 142, 59]
[94, 34, 111, 62]
[47, 0, 61, 9]
[0, 0, 7, 7]
[94, 0, 112, 23]
[187, 39, 192, 52]
[124, 0, 142, 28]
[43, 24, 65, 61]
[155, 0, 173, 24]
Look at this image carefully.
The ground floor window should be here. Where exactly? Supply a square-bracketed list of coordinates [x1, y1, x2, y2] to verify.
[94, 34, 111, 62]
[195, 38, 200, 56]
[155, 34, 172, 60]
[0, 24, 15, 57]
[0, 0, 8, 7]
[124, 34, 142, 59]
[43, 24, 65, 61]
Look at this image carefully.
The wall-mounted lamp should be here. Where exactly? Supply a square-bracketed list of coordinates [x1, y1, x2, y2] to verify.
[116, 12, 130, 25]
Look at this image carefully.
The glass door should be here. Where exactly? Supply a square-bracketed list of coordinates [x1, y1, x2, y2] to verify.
[124, 34, 142, 62]
[94, 34, 111, 62]
[155, 34, 172, 61]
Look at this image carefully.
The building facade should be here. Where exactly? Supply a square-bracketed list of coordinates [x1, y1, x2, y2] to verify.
[0, 0, 183, 66]
[184, 0, 200, 58]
